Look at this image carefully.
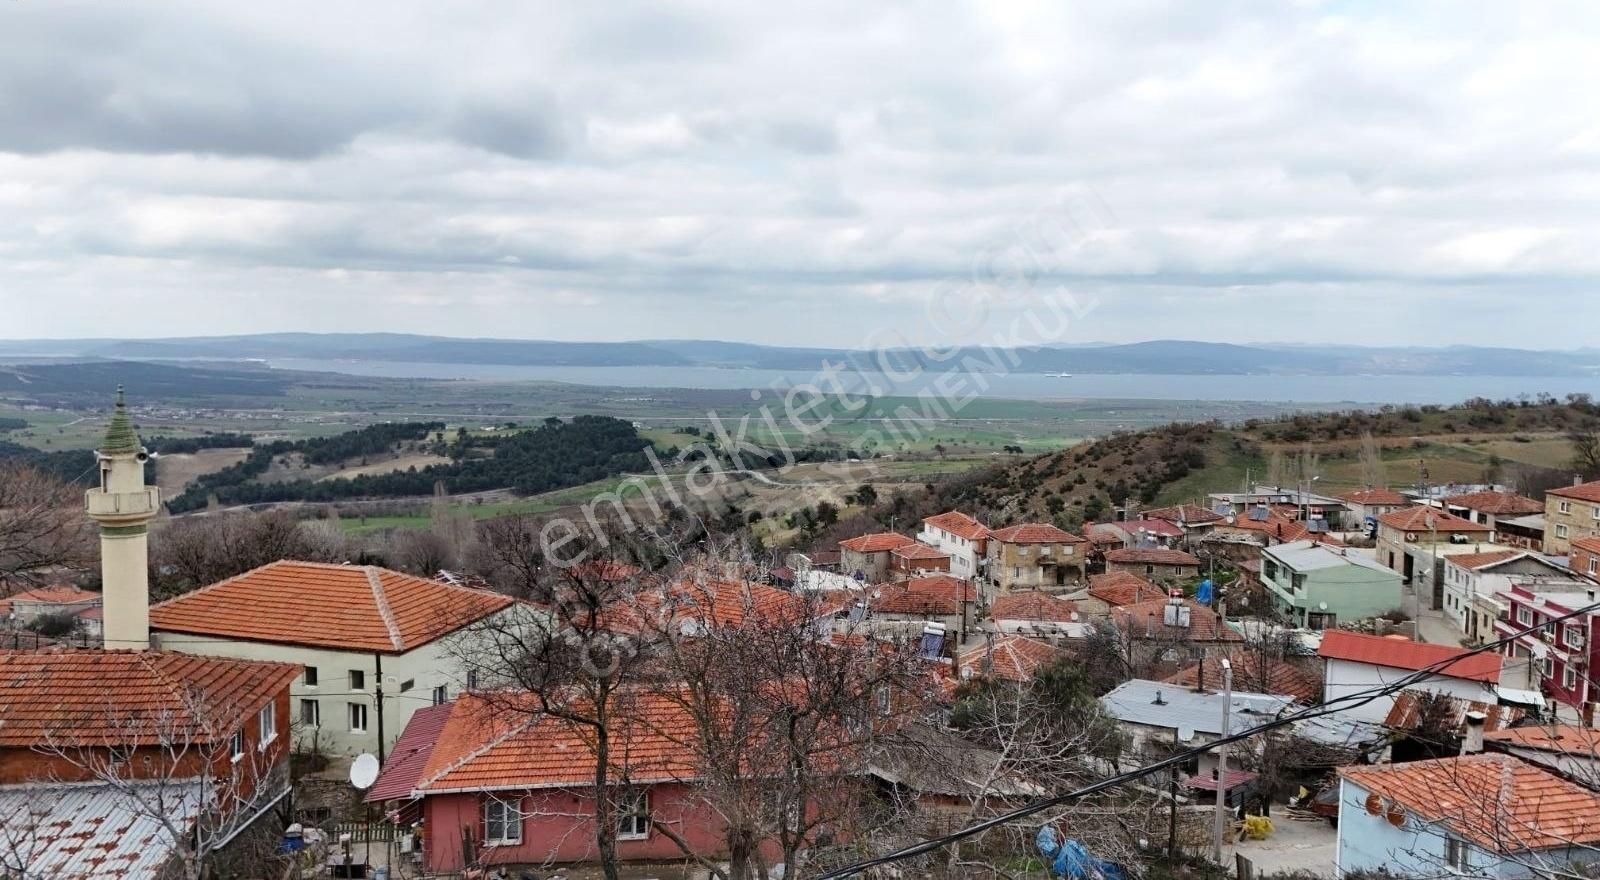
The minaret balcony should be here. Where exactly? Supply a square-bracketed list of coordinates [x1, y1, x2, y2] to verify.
[85, 487, 161, 524]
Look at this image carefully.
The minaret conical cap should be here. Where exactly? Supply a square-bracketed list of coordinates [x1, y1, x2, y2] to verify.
[100, 386, 141, 456]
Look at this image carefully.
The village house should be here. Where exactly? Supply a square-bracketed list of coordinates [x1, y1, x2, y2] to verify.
[1494, 582, 1600, 712]
[1374, 505, 1497, 607]
[1544, 478, 1600, 555]
[1079, 571, 1166, 615]
[1317, 630, 1500, 724]
[1337, 754, 1600, 878]
[1441, 549, 1573, 639]
[987, 590, 1086, 640]
[1103, 547, 1202, 582]
[983, 523, 1087, 594]
[1261, 540, 1402, 629]
[1442, 490, 1544, 529]
[918, 511, 990, 580]
[1100, 679, 1292, 779]
[1495, 513, 1548, 553]
[149, 560, 526, 759]
[887, 541, 952, 580]
[1109, 594, 1244, 674]
[868, 574, 977, 644]
[1334, 488, 1412, 529]
[1210, 504, 1329, 548]
[0, 585, 104, 638]
[1142, 504, 1226, 542]
[957, 634, 1064, 683]
[0, 650, 300, 877]
[1103, 517, 1185, 549]
[1162, 650, 1321, 703]
[1485, 724, 1600, 788]
[1573, 536, 1600, 580]
[839, 532, 917, 582]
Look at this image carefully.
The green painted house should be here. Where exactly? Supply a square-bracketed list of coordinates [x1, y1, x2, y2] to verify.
[1260, 540, 1403, 629]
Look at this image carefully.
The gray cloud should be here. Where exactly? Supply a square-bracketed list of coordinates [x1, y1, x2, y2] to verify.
[1, 1, 1598, 348]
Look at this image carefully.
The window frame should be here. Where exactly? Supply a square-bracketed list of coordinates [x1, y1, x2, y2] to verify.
[300, 698, 320, 727]
[1566, 665, 1579, 690]
[229, 730, 245, 763]
[303, 666, 319, 688]
[1446, 837, 1469, 871]
[616, 789, 651, 841]
[1518, 607, 1533, 626]
[483, 797, 523, 846]
[257, 701, 277, 750]
[348, 701, 368, 733]
[349, 669, 366, 691]
[432, 685, 449, 706]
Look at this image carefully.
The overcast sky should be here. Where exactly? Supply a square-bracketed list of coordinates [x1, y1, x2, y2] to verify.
[2, 2, 1598, 349]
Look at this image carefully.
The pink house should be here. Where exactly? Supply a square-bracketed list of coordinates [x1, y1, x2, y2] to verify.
[369, 689, 770, 874]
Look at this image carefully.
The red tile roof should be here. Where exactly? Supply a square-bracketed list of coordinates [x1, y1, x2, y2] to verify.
[1443, 490, 1543, 516]
[1550, 480, 1600, 504]
[1447, 549, 1525, 571]
[1340, 754, 1600, 853]
[0, 650, 299, 747]
[839, 532, 917, 553]
[1115, 519, 1186, 539]
[1083, 524, 1127, 546]
[606, 577, 810, 634]
[891, 542, 951, 560]
[0, 586, 101, 616]
[1383, 689, 1523, 734]
[1143, 504, 1225, 525]
[987, 523, 1085, 544]
[922, 511, 990, 541]
[1485, 723, 1600, 757]
[1086, 571, 1166, 607]
[1336, 488, 1410, 506]
[871, 575, 976, 617]
[959, 636, 1063, 683]
[1573, 537, 1600, 555]
[1317, 629, 1500, 683]
[1377, 506, 1493, 533]
[1104, 547, 1202, 566]
[150, 560, 515, 653]
[1113, 598, 1242, 643]
[415, 690, 701, 793]
[1163, 652, 1319, 702]
[989, 591, 1079, 623]
[366, 702, 455, 803]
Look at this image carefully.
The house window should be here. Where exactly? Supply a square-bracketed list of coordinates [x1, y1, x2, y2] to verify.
[399, 678, 415, 693]
[1446, 837, 1468, 871]
[1291, 573, 1307, 592]
[1590, 558, 1598, 575]
[348, 702, 368, 733]
[1560, 501, 1573, 514]
[303, 666, 318, 687]
[1544, 655, 1556, 677]
[300, 699, 320, 727]
[875, 685, 892, 717]
[1263, 560, 1279, 580]
[433, 685, 449, 705]
[1567, 666, 1579, 690]
[349, 670, 366, 691]
[616, 790, 651, 840]
[230, 730, 244, 761]
[1557, 524, 1570, 538]
[1567, 625, 1586, 648]
[257, 702, 277, 748]
[484, 798, 522, 845]
[1518, 607, 1533, 626]
[467, 669, 480, 690]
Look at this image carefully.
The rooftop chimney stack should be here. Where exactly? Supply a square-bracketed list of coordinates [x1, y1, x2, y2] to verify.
[85, 388, 160, 650]
[1460, 711, 1487, 755]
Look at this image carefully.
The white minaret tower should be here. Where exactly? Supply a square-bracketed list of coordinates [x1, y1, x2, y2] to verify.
[85, 387, 160, 650]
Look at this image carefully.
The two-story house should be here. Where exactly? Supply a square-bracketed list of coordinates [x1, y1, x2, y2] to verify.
[1317, 630, 1500, 724]
[1443, 490, 1544, 529]
[1374, 506, 1496, 608]
[888, 541, 952, 580]
[1103, 547, 1202, 582]
[1547, 479, 1600, 555]
[1495, 582, 1600, 711]
[0, 649, 299, 878]
[984, 523, 1087, 594]
[1441, 549, 1572, 641]
[1334, 488, 1411, 530]
[150, 560, 528, 759]
[838, 532, 917, 583]
[1260, 540, 1402, 629]
[1572, 537, 1600, 581]
[918, 511, 990, 580]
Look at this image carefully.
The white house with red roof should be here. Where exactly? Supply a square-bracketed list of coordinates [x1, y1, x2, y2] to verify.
[918, 511, 990, 580]
[1317, 630, 1500, 724]
[149, 560, 531, 759]
[1440, 549, 1572, 638]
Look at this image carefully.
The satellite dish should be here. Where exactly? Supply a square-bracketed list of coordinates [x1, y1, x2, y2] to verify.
[350, 753, 380, 790]
[1176, 725, 1195, 743]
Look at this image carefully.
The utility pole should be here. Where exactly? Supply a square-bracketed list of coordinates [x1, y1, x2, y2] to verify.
[1168, 728, 1181, 860]
[1212, 659, 1234, 863]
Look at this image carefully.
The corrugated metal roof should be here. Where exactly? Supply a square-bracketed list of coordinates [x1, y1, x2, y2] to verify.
[1265, 541, 1394, 574]
[1100, 679, 1294, 736]
[0, 780, 203, 878]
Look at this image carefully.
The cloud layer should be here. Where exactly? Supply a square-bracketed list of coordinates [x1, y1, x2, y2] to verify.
[2, 1, 1597, 347]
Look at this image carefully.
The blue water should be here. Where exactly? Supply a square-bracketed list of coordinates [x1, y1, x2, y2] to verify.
[265, 358, 1600, 406]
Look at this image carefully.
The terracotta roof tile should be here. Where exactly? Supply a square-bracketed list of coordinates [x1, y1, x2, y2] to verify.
[839, 532, 918, 553]
[1087, 571, 1165, 607]
[1143, 504, 1225, 525]
[1317, 629, 1500, 683]
[1377, 506, 1493, 532]
[989, 591, 1079, 623]
[891, 542, 951, 561]
[0, 649, 298, 747]
[1083, 524, 1127, 545]
[1443, 490, 1544, 516]
[0, 586, 101, 616]
[1485, 723, 1600, 757]
[1447, 549, 1526, 571]
[1112, 598, 1242, 643]
[1336, 488, 1410, 506]
[1163, 651, 1319, 702]
[1340, 754, 1600, 853]
[150, 560, 514, 653]
[871, 575, 975, 617]
[1570, 536, 1600, 555]
[959, 636, 1063, 683]
[1114, 519, 1186, 539]
[922, 511, 990, 541]
[1550, 480, 1600, 504]
[987, 523, 1085, 544]
[1104, 547, 1202, 566]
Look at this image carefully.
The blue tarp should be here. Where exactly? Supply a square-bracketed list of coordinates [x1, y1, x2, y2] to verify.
[1036, 826, 1126, 880]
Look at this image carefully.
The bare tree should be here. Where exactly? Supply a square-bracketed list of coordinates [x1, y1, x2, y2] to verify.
[150, 509, 350, 597]
[1571, 428, 1600, 481]
[1359, 431, 1387, 489]
[0, 462, 93, 592]
[468, 514, 545, 598]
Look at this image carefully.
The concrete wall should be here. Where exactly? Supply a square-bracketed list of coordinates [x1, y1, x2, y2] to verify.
[1545, 495, 1600, 555]
[1322, 657, 1495, 724]
[918, 526, 984, 580]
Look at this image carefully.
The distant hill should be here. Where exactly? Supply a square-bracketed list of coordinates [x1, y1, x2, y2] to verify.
[1, 334, 1595, 376]
[0, 360, 292, 403]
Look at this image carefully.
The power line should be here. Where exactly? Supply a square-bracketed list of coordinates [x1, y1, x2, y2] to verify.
[817, 602, 1599, 879]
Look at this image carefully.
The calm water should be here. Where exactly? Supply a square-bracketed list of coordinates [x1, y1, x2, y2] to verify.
[266, 358, 1600, 406]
